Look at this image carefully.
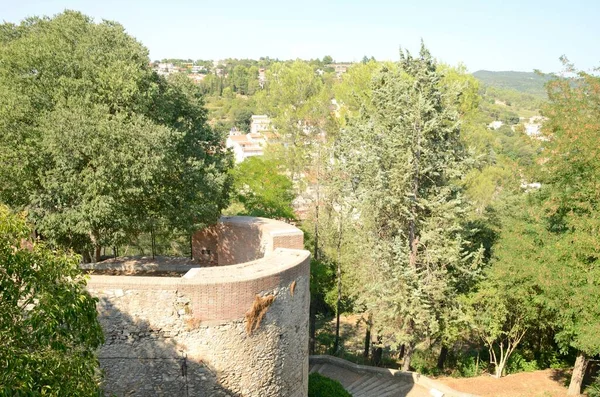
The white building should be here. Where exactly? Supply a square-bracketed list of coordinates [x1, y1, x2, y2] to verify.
[250, 115, 272, 135]
[226, 130, 269, 163]
[488, 120, 504, 130]
[156, 63, 175, 76]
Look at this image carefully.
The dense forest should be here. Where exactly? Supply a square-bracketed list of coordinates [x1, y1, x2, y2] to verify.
[1, 11, 599, 396]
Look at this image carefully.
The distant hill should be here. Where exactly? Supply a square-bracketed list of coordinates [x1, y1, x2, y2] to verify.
[472, 70, 551, 97]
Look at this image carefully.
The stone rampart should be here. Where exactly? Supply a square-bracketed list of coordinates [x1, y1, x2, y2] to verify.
[86, 216, 310, 397]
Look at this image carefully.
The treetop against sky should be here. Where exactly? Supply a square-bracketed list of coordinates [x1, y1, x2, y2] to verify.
[3, 0, 599, 73]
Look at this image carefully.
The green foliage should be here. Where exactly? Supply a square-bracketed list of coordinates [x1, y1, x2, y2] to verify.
[466, 196, 553, 378]
[585, 374, 600, 397]
[229, 157, 295, 219]
[336, 43, 483, 369]
[410, 350, 442, 376]
[505, 351, 539, 374]
[308, 373, 351, 397]
[0, 206, 103, 395]
[455, 354, 484, 378]
[0, 11, 232, 260]
[472, 70, 550, 97]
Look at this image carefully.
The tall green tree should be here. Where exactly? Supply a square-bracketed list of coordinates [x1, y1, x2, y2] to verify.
[338, 44, 482, 370]
[536, 63, 600, 395]
[229, 157, 295, 219]
[0, 206, 104, 395]
[0, 11, 232, 261]
[260, 60, 326, 183]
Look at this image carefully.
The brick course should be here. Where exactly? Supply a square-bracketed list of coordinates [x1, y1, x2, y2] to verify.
[86, 216, 310, 397]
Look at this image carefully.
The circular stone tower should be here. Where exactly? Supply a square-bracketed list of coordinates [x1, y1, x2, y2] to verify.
[85, 216, 310, 397]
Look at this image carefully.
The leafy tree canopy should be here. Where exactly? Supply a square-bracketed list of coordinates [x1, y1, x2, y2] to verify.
[229, 157, 295, 220]
[0, 205, 103, 395]
[0, 11, 232, 260]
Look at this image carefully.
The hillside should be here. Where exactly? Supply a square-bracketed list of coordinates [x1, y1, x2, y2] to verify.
[473, 70, 551, 97]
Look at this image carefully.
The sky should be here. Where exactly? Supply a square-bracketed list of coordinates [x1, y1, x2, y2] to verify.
[1, 0, 599, 73]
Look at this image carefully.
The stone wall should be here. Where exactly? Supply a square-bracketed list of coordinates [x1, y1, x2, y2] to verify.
[191, 216, 304, 266]
[86, 217, 310, 397]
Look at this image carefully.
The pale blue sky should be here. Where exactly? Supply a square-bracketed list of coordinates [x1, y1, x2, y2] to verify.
[2, 0, 598, 73]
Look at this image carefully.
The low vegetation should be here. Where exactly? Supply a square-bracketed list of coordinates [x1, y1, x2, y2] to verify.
[308, 373, 352, 397]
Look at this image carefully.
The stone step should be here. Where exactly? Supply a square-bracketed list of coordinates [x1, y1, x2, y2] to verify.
[344, 373, 370, 392]
[309, 363, 323, 374]
[318, 364, 361, 389]
[348, 374, 382, 394]
[356, 376, 394, 396]
[379, 380, 414, 397]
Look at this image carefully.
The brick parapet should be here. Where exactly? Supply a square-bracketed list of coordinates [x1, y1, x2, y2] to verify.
[85, 216, 310, 396]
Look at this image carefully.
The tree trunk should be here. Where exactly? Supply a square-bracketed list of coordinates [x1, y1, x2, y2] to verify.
[402, 342, 414, 371]
[309, 302, 316, 354]
[364, 314, 372, 359]
[314, 144, 320, 262]
[437, 345, 448, 370]
[494, 362, 505, 378]
[150, 224, 156, 259]
[82, 250, 92, 264]
[399, 344, 405, 359]
[567, 352, 589, 396]
[333, 207, 343, 354]
[94, 245, 101, 263]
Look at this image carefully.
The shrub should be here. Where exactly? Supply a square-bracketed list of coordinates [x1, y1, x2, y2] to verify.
[505, 351, 539, 374]
[410, 350, 440, 376]
[455, 354, 484, 378]
[585, 375, 600, 397]
[308, 373, 351, 397]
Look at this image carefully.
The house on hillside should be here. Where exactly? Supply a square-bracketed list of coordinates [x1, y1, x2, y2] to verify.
[226, 124, 273, 163]
[488, 120, 503, 130]
[328, 63, 352, 77]
[250, 115, 272, 135]
[258, 68, 266, 88]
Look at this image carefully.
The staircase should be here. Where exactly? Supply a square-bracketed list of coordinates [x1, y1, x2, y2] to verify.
[309, 355, 478, 397]
[309, 359, 429, 397]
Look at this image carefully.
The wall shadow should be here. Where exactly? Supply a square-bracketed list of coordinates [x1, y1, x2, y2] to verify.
[193, 218, 267, 266]
[97, 297, 240, 397]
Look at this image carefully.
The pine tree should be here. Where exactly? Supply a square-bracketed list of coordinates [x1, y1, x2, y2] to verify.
[339, 43, 482, 370]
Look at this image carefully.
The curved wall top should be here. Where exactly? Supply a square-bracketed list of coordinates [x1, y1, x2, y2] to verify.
[86, 216, 310, 324]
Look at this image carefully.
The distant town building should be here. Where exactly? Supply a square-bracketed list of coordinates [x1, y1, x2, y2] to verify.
[524, 116, 546, 138]
[187, 74, 206, 84]
[156, 63, 176, 76]
[250, 115, 272, 135]
[488, 120, 503, 130]
[227, 115, 275, 163]
[328, 63, 352, 77]
[258, 68, 266, 88]
[226, 131, 266, 163]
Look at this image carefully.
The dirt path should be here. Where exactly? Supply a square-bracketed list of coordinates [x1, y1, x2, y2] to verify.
[436, 369, 571, 397]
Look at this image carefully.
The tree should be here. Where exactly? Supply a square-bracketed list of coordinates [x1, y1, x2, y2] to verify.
[0, 11, 232, 261]
[465, 197, 549, 378]
[535, 62, 600, 395]
[232, 64, 249, 94]
[229, 157, 295, 219]
[322, 55, 333, 65]
[338, 43, 482, 370]
[261, 60, 326, 183]
[0, 206, 104, 395]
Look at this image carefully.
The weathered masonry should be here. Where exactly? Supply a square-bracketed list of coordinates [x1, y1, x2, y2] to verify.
[84, 216, 310, 397]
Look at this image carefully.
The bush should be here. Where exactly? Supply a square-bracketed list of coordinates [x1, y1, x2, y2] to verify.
[455, 354, 484, 378]
[308, 373, 351, 397]
[505, 351, 539, 374]
[411, 350, 440, 376]
[586, 375, 600, 397]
